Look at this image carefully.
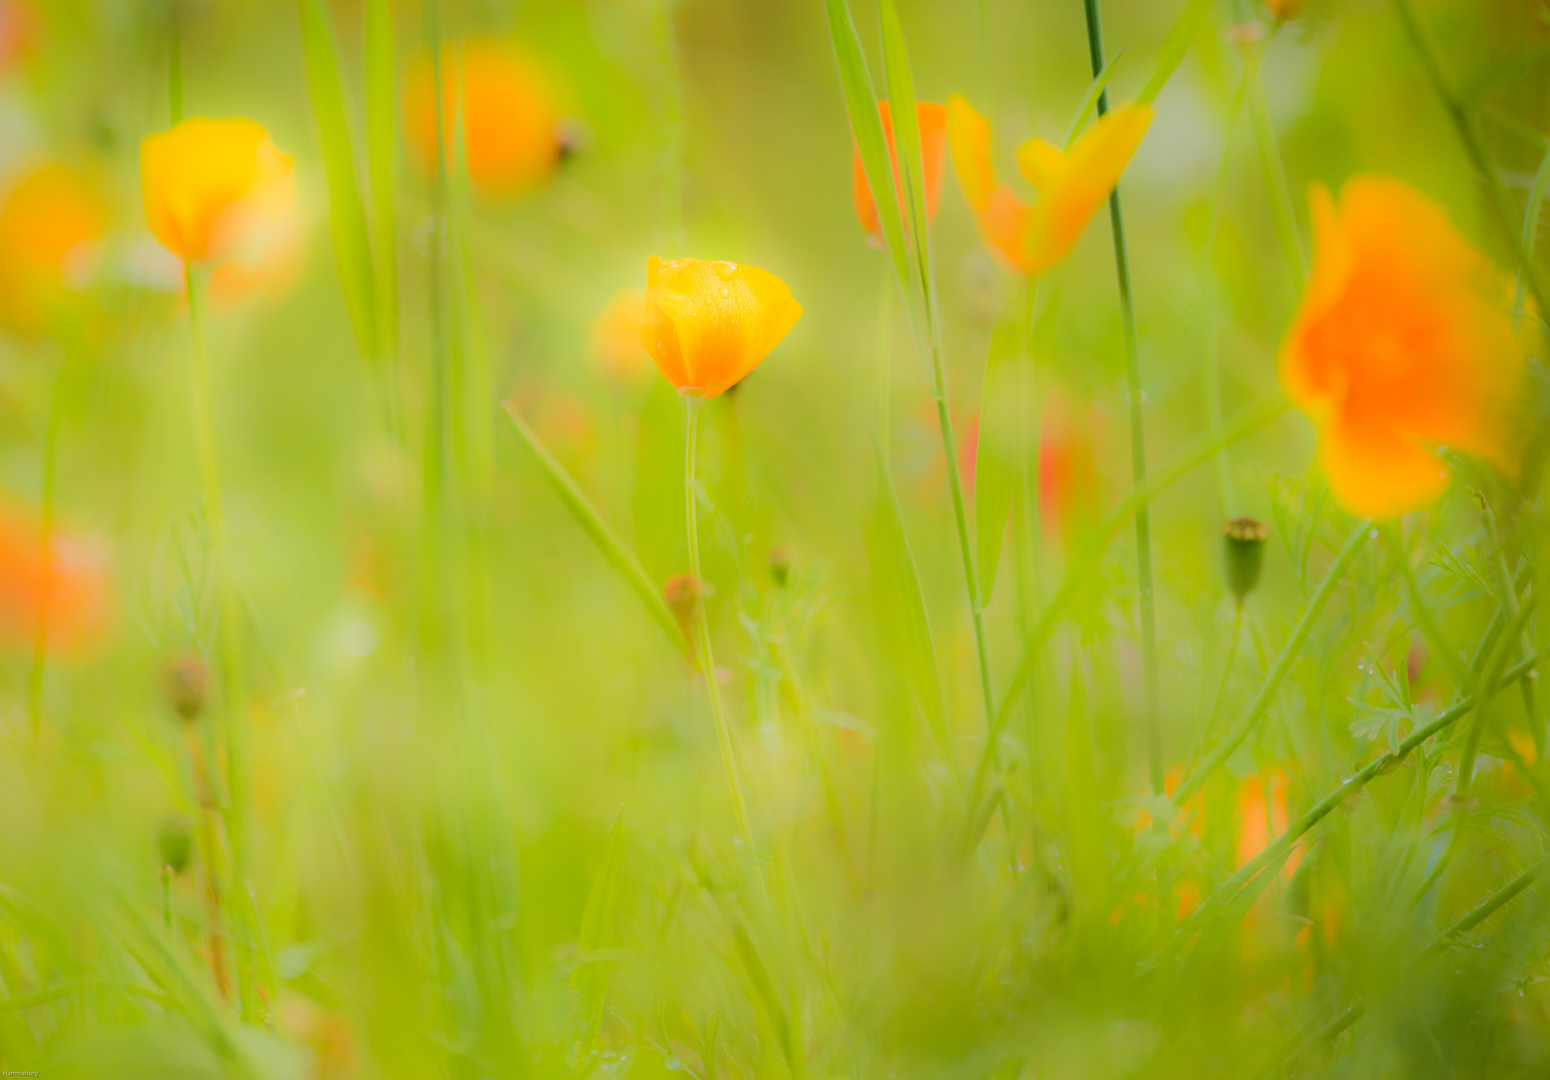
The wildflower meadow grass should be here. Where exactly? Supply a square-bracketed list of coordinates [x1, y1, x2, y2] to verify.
[3, 0, 1550, 1076]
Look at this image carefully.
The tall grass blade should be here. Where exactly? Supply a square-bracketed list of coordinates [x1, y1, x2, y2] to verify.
[574, 811, 628, 1046]
[297, 0, 379, 364]
[365, 0, 399, 371]
[1138, 0, 1218, 105]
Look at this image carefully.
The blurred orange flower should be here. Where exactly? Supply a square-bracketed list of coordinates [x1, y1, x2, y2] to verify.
[946, 94, 1152, 276]
[0, 0, 31, 75]
[0, 502, 109, 654]
[1236, 772, 1290, 868]
[642, 257, 802, 400]
[140, 117, 298, 269]
[589, 290, 651, 386]
[1279, 176, 1524, 518]
[406, 39, 568, 196]
[0, 161, 109, 339]
[1265, 0, 1302, 20]
[851, 100, 948, 242]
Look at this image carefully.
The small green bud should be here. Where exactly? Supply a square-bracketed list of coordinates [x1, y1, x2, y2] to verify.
[156, 814, 193, 875]
[767, 546, 793, 588]
[1223, 518, 1270, 601]
[163, 652, 208, 722]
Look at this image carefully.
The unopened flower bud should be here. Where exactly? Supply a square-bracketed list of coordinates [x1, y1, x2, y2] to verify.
[663, 574, 706, 646]
[163, 652, 208, 722]
[156, 814, 193, 874]
[767, 546, 793, 588]
[1223, 518, 1270, 601]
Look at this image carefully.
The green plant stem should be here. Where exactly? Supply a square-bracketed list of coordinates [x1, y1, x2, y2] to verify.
[1193, 601, 1245, 758]
[1390, 0, 1550, 321]
[1081, 0, 1163, 793]
[875, 257, 893, 446]
[965, 398, 1287, 825]
[185, 265, 263, 1021]
[1176, 598, 1541, 950]
[685, 397, 753, 847]
[1264, 854, 1550, 1079]
[1248, 70, 1307, 288]
[1513, 138, 1550, 330]
[1173, 519, 1372, 808]
[28, 360, 69, 736]
[1203, 41, 1260, 516]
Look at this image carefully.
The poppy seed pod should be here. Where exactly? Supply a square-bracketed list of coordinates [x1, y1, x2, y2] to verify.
[1223, 518, 1270, 601]
[156, 813, 193, 874]
[163, 652, 208, 722]
[767, 547, 793, 588]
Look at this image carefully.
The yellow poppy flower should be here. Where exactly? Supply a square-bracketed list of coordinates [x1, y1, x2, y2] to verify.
[0, 161, 108, 339]
[1278, 176, 1525, 518]
[642, 257, 802, 400]
[406, 39, 568, 196]
[140, 116, 297, 266]
[946, 93, 1152, 276]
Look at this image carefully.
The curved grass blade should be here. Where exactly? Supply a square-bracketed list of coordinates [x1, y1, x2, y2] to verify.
[1063, 49, 1126, 149]
[973, 317, 1026, 601]
[574, 811, 628, 1048]
[1138, 0, 1219, 105]
[501, 402, 687, 656]
[365, 0, 399, 367]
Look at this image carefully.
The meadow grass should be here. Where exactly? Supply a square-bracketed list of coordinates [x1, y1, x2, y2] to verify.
[3, 0, 1550, 1077]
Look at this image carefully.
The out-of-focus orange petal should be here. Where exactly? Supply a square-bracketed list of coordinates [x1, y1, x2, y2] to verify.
[946, 94, 996, 212]
[140, 117, 297, 265]
[642, 257, 802, 400]
[0, 502, 110, 655]
[0, 1, 32, 76]
[851, 101, 948, 242]
[0, 162, 109, 339]
[406, 39, 565, 196]
[1019, 103, 1153, 276]
[1278, 175, 1524, 517]
[590, 289, 652, 385]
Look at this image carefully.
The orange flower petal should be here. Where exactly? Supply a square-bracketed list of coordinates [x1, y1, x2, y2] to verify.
[406, 39, 564, 196]
[946, 94, 996, 212]
[851, 101, 948, 241]
[0, 502, 110, 655]
[1019, 103, 1153, 276]
[590, 289, 652, 385]
[140, 117, 296, 264]
[642, 257, 802, 399]
[1279, 175, 1524, 516]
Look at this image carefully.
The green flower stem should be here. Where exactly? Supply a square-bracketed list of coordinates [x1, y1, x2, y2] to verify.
[963, 398, 1287, 827]
[185, 265, 266, 1020]
[28, 358, 69, 736]
[1391, 0, 1550, 320]
[1263, 854, 1550, 1079]
[1172, 519, 1372, 808]
[685, 396, 753, 847]
[1081, 0, 1163, 793]
[1176, 597, 1541, 951]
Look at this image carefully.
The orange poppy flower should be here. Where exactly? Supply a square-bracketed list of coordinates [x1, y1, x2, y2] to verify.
[1278, 177, 1524, 518]
[0, 161, 109, 339]
[0, 502, 109, 654]
[140, 117, 298, 266]
[851, 100, 948, 242]
[589, 290, 652, 386]
[946, 94, 1152, 276]
[642, 257, 802, 400]
[406, 39, 568, 196]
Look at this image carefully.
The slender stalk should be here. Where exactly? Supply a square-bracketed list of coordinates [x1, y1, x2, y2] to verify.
[1173, 519, 1372, 808]
[1176, 598, 1541, 948]
[185, 266, 263, 1019]
[1247, 72, 1307, 288]
[1081, 0, 1163, 792]
[1390, 0, 1550, 321]
[685, 397, 753, 846]
[874, 257, 893, 446]
[652, 0, 687, 254]
[28, 360, 69, 735]
[1203, 41, 1260, 516]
